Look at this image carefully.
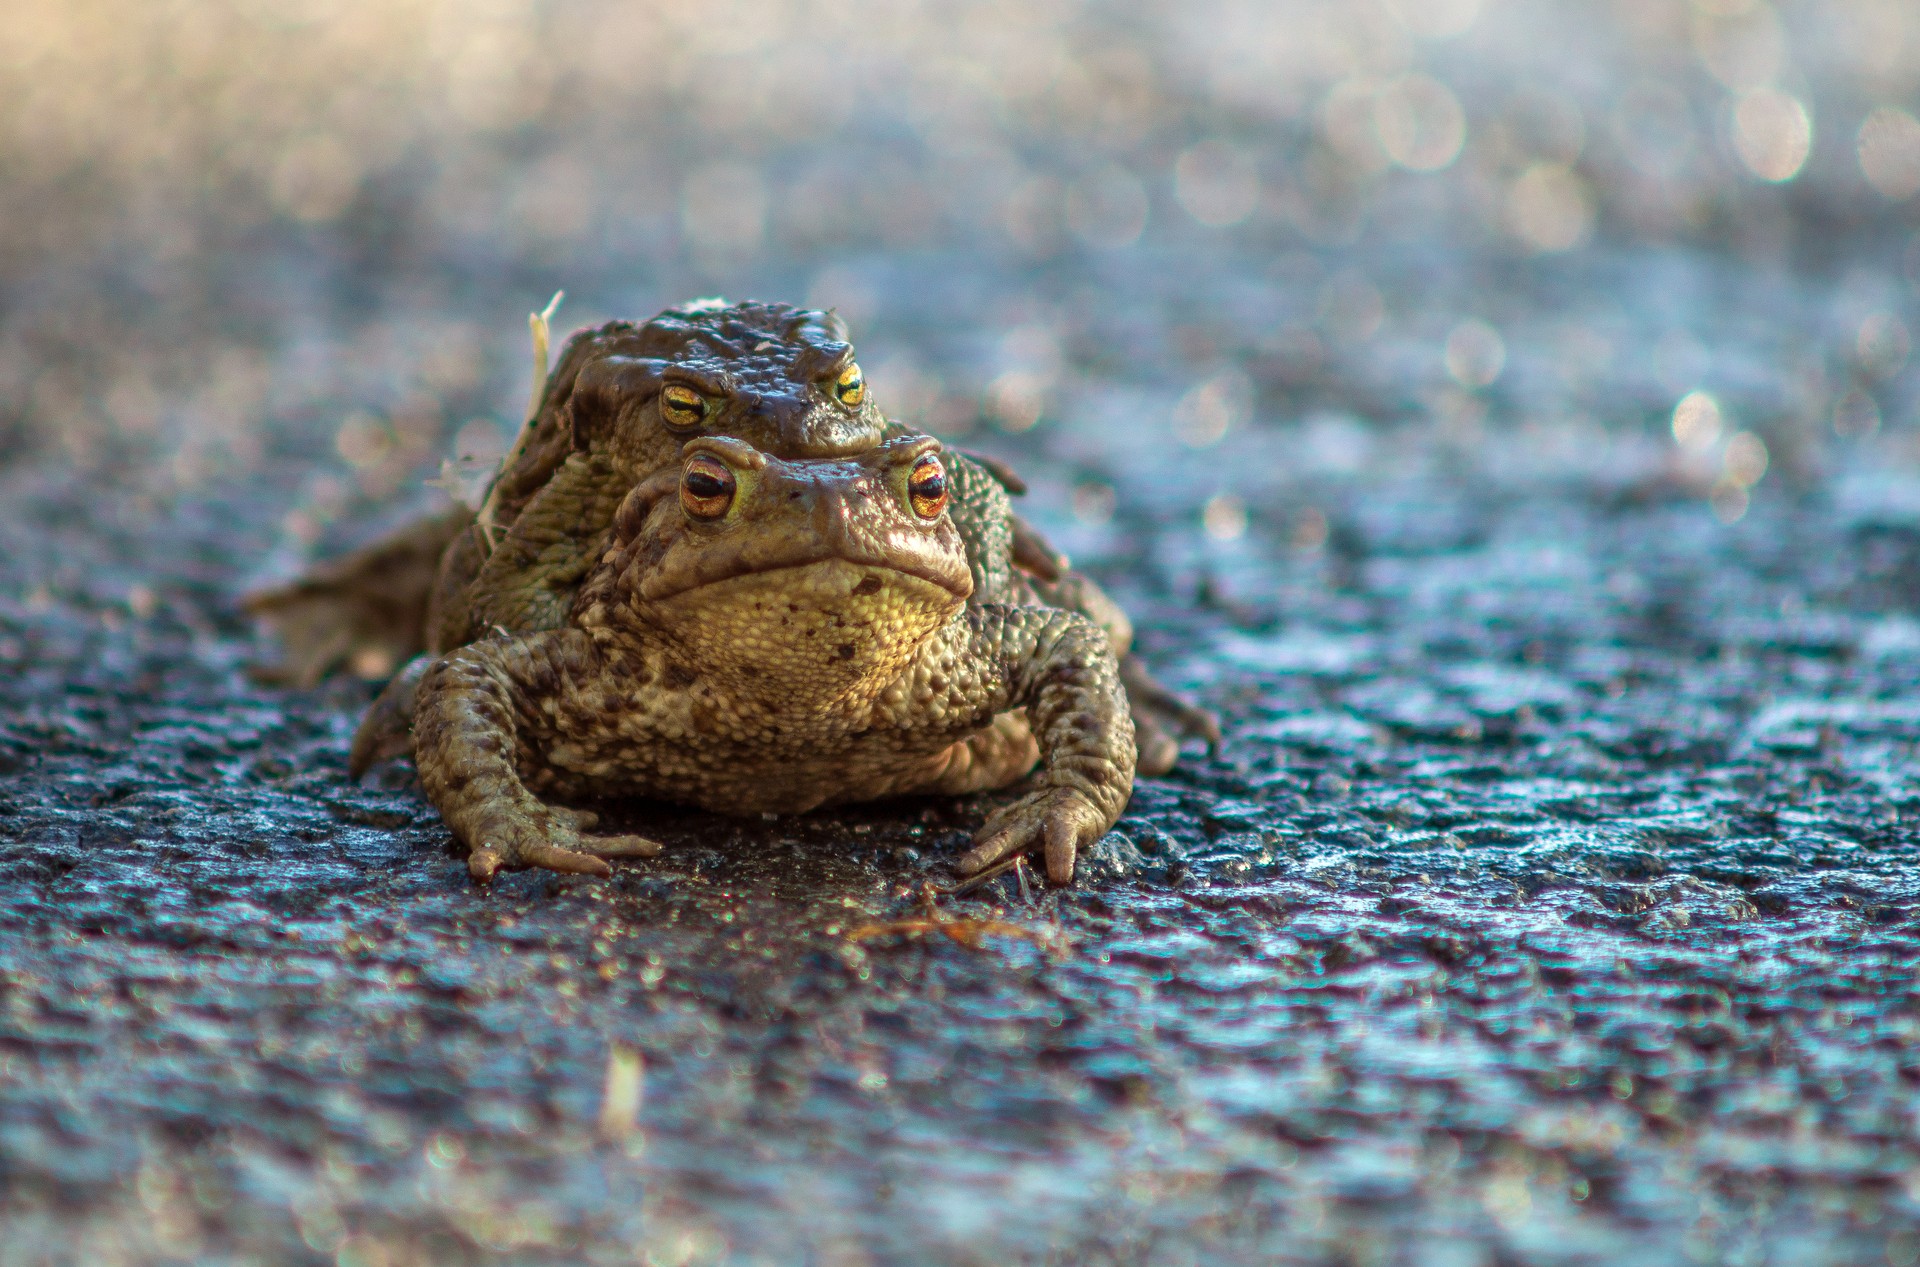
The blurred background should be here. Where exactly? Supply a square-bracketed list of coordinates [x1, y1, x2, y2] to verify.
[10, 7, 1920, 1262]
[3, 0, 1918, 591]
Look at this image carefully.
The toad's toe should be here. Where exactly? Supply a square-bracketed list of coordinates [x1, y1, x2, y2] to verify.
[1131, 711, 1181, 777]
[516, 840, 614, 876]
[575, 834, 663, 858]
[960, 787, 1108, 885]
[460, 805, 631, 881]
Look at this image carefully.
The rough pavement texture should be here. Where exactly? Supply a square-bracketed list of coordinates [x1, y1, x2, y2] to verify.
[8, 371, 1920, 1264]
[7, 1, 1920, 1263]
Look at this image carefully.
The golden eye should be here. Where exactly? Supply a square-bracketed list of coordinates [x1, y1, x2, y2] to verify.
[907, 454, 947, 520]
[661, 384, 707, 429]
[835, 364, 865, 408]
[681, 454, 736, 519]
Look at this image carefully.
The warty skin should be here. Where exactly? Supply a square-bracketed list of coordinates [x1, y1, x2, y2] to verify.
[411, 434, 1137, 884]
[251, 300, 1215, 778]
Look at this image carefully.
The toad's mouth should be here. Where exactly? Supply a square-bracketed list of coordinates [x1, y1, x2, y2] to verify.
[636, 552, 973, 606]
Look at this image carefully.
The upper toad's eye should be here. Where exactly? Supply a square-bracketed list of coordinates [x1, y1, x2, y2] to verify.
[681, 454, 736, 519]
[835, 364, 865, 408]
[907, 454, 947, 519]
[661, 384, 707, 429]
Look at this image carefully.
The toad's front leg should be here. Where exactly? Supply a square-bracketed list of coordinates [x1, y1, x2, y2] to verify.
[412, 632, 661, 881]
[937, 607, 1137, 884]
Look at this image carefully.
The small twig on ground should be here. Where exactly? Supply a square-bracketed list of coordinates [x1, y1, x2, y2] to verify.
[937, 851, 1028, 899]
[845, 882, 1065, 956]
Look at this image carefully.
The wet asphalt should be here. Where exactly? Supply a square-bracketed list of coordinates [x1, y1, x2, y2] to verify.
[8, 2, 1920, 1261]
[6, 246, 1920, 1263]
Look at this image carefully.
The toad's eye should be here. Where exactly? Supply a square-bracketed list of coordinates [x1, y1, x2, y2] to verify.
[835, 364, 865, 408]
[681, 454, 736, 519]
[661, 384, 707, 429]
[907, 454, 947, 519]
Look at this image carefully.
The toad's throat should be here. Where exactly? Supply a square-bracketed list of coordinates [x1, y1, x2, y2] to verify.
[639, 559, 964, 701]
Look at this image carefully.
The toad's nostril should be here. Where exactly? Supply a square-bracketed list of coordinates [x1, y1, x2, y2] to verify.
[853, 574, 883, 596]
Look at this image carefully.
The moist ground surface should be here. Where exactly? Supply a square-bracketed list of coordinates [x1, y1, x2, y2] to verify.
[5, 2, 1920, 1263]
[7, 320, 1920, 1264]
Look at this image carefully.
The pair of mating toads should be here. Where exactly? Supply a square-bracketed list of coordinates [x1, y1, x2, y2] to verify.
[252, 301, 1217, 884]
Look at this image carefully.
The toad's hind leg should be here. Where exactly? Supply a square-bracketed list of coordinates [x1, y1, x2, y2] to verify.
[1118, 654, 1221, 776]
[243, 502, 468, 687]
[412, 635, 661, 881]
[246, 509, 470, 687]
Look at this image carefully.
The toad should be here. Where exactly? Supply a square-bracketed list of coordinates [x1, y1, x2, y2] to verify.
[414, 433, 1136, 884]
[249, 300, 1215, 778]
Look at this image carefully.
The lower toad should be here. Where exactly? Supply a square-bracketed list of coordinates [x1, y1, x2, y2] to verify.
[413, 434, 1136, 884]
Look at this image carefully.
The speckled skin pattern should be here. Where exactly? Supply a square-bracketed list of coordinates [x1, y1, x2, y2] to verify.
[340, 299, 1210, 776]
[412, 434, 1135, 884]
[427, 301, 892, 653]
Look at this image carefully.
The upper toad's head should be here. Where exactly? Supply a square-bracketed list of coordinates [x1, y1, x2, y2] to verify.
[561, 300, 890, 474]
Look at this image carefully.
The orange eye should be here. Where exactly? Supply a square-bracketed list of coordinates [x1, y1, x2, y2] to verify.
[681, 454, 736, 519]
[907, 454, 947, 519]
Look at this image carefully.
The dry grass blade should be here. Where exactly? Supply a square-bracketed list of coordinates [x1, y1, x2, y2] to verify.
[477, 290, 565, 549]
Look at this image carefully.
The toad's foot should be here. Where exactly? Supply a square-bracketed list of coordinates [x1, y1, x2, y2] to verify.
[462, 801, 662, 882]
[1121, 654, 1221, 777]
[955, 786, 1110, 885]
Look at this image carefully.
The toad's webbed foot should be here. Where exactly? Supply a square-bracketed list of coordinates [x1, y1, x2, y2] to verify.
[1121, 654, 1220, 777]
[462, 800, 662, 882]
[955, 785, 1112, 886]
[939, 605, 1136, 886]
[413, 633, 661, 882]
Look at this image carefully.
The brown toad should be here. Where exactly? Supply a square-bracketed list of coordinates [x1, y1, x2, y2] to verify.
[248, 300, 1216, 778]
[414, 434, 1135, 884]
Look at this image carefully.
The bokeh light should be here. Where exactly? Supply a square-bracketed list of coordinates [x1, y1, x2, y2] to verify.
[1858, 106, 1920, 199]
[1444, 320, 1506, 389]
[1507, 164, 1594, 252]
[0, 0, 1914, 540]
[1673, 391, 1726, 451]
[1174, 141, 1262, 227]
[1066, 164, 1151, 249]
[1731, 88, 1811, 182]
[1383, 0, 1485, 40]
[1202, 492, 1248, 540]
[1722, 430, 1769, 486]
[1692, 3, 1787, 92]
[1174, 371, 1253, 448]
[1373, 75, 1468, 172]
[1857, 311, 1912, 377]
[1833, 387, 1883, 437]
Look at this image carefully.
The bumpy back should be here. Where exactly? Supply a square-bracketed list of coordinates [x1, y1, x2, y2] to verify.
[480, 300, 871, 539]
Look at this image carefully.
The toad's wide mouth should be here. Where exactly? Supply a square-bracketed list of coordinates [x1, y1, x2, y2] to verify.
[635, 550, 972, 606]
